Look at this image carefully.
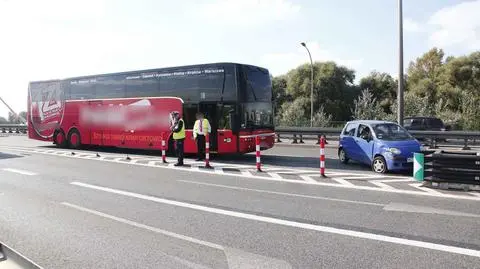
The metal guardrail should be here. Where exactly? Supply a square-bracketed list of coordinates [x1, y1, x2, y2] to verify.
[0, 124, 27, 134]
[275, 127, 480, 150]
[424, 151, 480, 186]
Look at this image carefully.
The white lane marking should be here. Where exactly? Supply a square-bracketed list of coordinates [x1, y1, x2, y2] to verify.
[61, 202, 222, 250]
[62, 201, 293, 268]
[341, 175, 382, 180]
[241, 170, 253, 176]
[70, 181, 480, 258]
[330, 178, 355, 187]
[214, 167, 225, 174]
[267, 172, 283, 180]
[300, 175, 317, 183]
[469, 192, 480, 198]
[370, 181, 395, 190]
[179, 180, 385, 206]
[2, 168, 37, 176]
[409, 183, 445, 195]
[2, 146, 480, 201]
[147, 160, 157, 166]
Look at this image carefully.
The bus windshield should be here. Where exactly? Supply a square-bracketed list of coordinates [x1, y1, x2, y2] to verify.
[244, 66, 272, 102]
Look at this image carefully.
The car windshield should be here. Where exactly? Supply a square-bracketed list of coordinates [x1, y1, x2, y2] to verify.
[372, 123, 414, 141]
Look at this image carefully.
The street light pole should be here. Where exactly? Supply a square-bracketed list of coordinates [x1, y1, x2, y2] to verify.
[301, 42, 314, 127]
[397, 0, 404, 126]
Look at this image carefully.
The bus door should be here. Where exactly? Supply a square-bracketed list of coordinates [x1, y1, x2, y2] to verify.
[200, 103, 218, 151]
[88, 100, 103, 145]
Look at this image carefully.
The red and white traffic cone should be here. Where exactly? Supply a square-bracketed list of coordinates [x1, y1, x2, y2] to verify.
[256, 135, 262, 172]
[161, 132, 167, 163]
[320, 136, 326, 177]
[205, 134, 212, 168]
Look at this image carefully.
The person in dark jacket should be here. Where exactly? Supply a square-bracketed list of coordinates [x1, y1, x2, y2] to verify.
[170, 111, 185, 166]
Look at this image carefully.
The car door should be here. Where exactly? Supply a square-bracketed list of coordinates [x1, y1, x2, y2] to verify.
[354, 124, 375, 165]
[340, 123, 359, 161]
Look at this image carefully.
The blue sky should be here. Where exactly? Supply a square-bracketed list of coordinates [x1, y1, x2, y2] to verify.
[0, 0, 479, 117]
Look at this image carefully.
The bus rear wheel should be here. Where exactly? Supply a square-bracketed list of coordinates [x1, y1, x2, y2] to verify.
[54, 129, 67, 148]
[68, 129, 82, 149]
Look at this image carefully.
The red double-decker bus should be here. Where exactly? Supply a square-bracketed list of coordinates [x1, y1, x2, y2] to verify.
[27, 63, 275, 154]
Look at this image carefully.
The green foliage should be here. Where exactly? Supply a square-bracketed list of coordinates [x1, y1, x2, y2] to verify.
[273, 48, 480, 130]
[285, 62, 356, 121]
[0, 116, 8, 124]
[278, 97, 310, 127]
[351, 89, 386, 120]
[312, 105, 332, 127]
[359, 71, 397, 113]
[459, 92, 480, 131]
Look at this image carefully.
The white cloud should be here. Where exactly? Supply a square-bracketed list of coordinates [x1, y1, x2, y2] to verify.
[261, 41, 363, 76]
[427, 0, 480, 50]
[404, 18, 422, 33]
[193, 0, 301, 26]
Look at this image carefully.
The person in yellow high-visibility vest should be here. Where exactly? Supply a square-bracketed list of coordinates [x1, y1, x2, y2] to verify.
[170, 111, 185, 166]
[193, 112, 211, 161]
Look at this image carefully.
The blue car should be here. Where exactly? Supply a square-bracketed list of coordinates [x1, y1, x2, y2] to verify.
[338, 120, 422, 173]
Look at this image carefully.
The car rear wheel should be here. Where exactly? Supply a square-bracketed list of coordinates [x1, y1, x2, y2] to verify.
[338, 148, 349, 164]
[372, 156, 388, 173]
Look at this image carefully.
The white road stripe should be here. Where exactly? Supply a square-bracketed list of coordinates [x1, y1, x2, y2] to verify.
[340, 175, 382, 180]
[330, 178, 355, 187]
[267, 172, 283, 180]
[70, 181, 480, 258]
[179, 180, 385, 206]
[61, 202, 222, 250]
[2, 168, 37, 176]
[147, 160, 158, 166]
[300, 175, 317, 183]
[409, 183, 444, 195]
[370, 181, 396, 190]
[469, 192, 480, 198]
[1, 146, 479, 201]
[214, 167, 224, 174]
[241, 170, 253, 176]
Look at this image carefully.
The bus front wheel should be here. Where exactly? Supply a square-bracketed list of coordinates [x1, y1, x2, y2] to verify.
[68, 129, 82, 149]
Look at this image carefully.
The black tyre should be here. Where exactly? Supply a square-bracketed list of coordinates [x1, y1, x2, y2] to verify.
[68, 129, 82, 149]
[338, 148, 349, 164]
[53, 129, 67, 148]
[372, 156, 388, 173]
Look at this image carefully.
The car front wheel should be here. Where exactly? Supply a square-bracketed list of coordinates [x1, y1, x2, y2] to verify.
[338, 148, 349, 164]
[372, 156, 388, 173]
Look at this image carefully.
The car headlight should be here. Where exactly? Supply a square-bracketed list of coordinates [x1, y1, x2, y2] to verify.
[386, 147, 401, 155]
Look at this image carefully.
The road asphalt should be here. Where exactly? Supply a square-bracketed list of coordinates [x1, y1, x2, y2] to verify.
[0, 136, 479, 268]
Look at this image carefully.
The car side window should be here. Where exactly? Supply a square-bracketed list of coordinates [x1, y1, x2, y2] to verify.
[357, 124, 371, 140]
[343, 123, 357, 136]
[411, 119, 422, 127]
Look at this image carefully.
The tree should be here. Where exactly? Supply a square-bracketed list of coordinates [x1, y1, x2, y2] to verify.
[312, 105, 332, 127]
[0, 116, 8, 124]
[459, 92, 480, 131]
[272, 75, 289, 114]
[7, 111, 25, 124]
[285, 61, 357, 121]
[407, 47, 446, 114]
[359, 71, 397, 113]
[351, 89, 386, 120]
[278, 97, 310, 127]
[387, 91, 431, 121]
